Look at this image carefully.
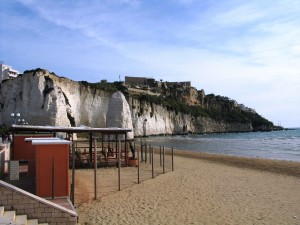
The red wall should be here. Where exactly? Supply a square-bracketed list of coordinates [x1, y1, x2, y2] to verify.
[13, 134, 54, 177]
[35, 144, 69, 198]
[13, 134, 54, 160]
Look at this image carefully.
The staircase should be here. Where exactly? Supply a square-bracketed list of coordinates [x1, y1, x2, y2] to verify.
[0, 206, 48, 225]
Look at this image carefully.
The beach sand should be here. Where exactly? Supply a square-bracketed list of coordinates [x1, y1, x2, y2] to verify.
[75, 150, 300, 225]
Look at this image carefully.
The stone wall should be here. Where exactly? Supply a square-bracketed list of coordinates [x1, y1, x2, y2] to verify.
[0, 180, 77, 225]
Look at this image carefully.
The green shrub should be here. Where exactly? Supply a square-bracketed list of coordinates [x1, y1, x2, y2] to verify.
[78, 80, 128, 94]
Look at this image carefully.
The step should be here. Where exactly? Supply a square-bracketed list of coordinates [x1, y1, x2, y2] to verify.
[0, 206, 49, 225]
[3, 210, 16, 221]
[0, 206, 4, 216]
[15, 214, 27, 225]
[27, 219, 38, 225]
[0, 216, 14, 225]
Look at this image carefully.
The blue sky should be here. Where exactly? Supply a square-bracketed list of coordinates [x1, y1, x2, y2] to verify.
[1, 0, 300, 127]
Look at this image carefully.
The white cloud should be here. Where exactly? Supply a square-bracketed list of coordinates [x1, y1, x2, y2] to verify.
[2, 0, 300, 127]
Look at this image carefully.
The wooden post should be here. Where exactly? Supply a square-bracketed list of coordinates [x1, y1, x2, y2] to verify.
[102, 133, 106, 167]
[163, 146, 165, 174]
[160, 146, 162, 167]
[151, 147, 154, 178]
[149, 144, 152, 164]
[115, 134, 118, 160]
[145, 143, 147, 163]
[89, 132, 93, 167]
[125, 133, 128, 167]
[118, 136, 121, 191]
[141, 141, 144, 162]
[137, 143, 140, 184]
[11, 129, 15, 159]
[172, 147, 174, 171]
[94, 138, 97, 200]
[71, 139, 75, 205]
[51, 158, 55, 199]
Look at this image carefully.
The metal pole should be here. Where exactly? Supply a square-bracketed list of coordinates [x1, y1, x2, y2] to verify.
[151, 147, 154, 178]
[172, 147, 174, 171]
[94, 137, 97, 200]
[163, 146, 165, 174]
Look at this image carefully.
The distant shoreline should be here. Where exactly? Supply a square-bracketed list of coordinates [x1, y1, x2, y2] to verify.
[132, 141, 300, 178]
[134, 126, 299, 139]
[173, 149, 300, 178]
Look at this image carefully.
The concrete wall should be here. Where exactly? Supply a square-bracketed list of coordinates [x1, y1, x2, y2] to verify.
[0, 64, 19, 83]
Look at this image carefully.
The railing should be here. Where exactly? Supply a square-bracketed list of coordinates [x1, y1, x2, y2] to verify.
[0, 159, 36, 195]
[72, 140, 129, 168]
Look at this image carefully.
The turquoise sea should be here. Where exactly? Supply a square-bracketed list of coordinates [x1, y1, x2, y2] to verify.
[141, 128, 300, 162]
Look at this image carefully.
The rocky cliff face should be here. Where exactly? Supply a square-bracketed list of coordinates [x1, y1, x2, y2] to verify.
[0, 70, 110, 128]
[0, 70, 272, 137]
[129, 97, 253, 136]
[106, 91, 134, 139]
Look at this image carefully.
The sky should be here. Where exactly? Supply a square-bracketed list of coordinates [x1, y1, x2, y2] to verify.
[1, 0, 300, 127]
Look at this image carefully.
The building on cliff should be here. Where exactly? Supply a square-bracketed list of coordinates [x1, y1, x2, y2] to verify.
[125, 76, 191, 90]
[238, 104, 256, 113]
[168, 81, 191, 87]
[0, 63, 19, 83]
[125, 76, 156, 88]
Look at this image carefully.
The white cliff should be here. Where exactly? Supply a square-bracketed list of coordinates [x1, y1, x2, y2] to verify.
[130, 98, 252, 136]
[0, 70, 110, 128]
[106, 91, 134, 139]
[0, 70, 257, 136]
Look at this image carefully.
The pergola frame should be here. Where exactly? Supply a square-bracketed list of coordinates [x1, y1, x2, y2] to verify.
[11, 125, 132, 204]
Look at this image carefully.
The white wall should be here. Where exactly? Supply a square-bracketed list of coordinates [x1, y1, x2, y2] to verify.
[0, 64, 19, 83]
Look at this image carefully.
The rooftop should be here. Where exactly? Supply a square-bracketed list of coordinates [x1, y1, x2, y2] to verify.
[12, 125, 132, 134]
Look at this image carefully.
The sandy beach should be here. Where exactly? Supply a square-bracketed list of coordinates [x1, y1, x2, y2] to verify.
[75, 150, 300, 225]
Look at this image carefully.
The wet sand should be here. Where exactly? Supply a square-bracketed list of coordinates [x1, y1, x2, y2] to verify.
[76, 150, 300, 225]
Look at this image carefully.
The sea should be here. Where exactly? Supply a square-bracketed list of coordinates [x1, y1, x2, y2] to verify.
[141, 128, 300, 162]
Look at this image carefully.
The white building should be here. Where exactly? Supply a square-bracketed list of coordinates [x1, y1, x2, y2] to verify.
[238, 104, 256, 113]
[0, 63, 19, 83]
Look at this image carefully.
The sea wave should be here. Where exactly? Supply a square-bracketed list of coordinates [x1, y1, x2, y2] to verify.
[141, 129, 300, 162]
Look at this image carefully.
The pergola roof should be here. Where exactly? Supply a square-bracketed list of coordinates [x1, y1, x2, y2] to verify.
[11, 125, 132, 134]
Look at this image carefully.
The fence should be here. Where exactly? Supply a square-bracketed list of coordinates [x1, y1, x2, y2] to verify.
[72, 141, 174, 205]
[0, 141, 175, 205]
